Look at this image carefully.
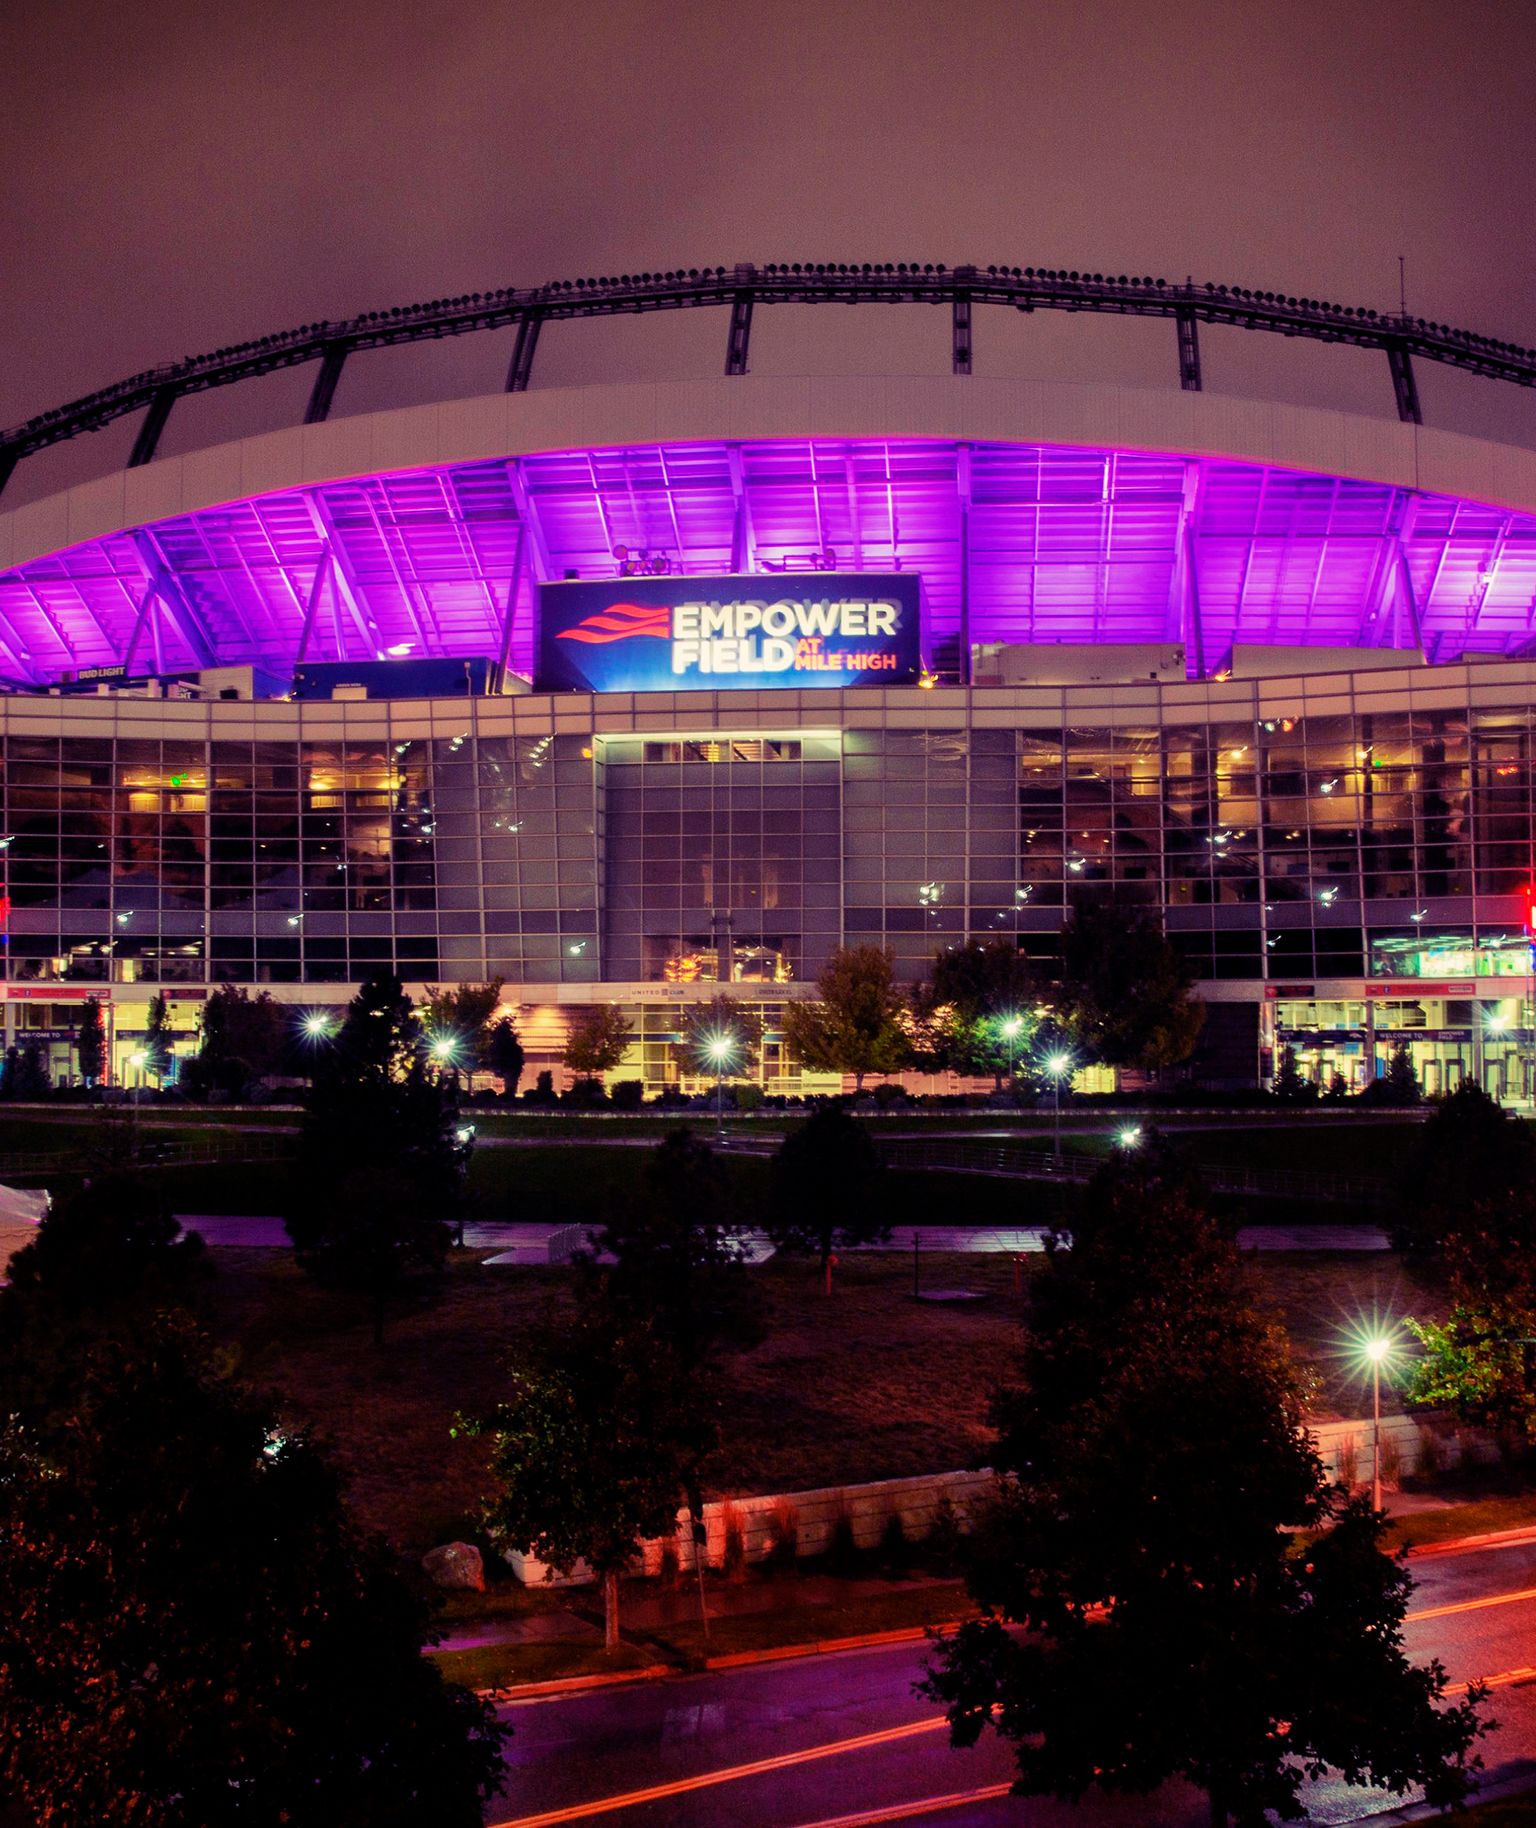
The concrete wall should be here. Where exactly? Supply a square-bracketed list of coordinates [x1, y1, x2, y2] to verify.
[504, 1466, 997, 1587]
[503, 1413, 1496, 1589]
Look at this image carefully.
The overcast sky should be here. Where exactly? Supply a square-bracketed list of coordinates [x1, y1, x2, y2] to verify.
[4, 0, 1535, 501]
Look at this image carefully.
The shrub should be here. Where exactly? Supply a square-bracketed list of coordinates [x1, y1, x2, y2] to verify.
[872, 1081, 907, 1108]
[731, 1082, 765, 1113]
[562, 1077, 607, 1108]
[721, 1501, 747, 1579]
[658, 1534, 681, 1585]
[765, 1499, 800, 1568]
[924, 1490, 964, 1573]
[1378, 1429, 1404, 1489]
[1334, 1432, 1359, 1488]
[609, 1079, 645, 1110]
[525, 1070, 557, 1106]
[1412, 1426, 1446, 1485]
[878, 1510, 912, 1572]
[823, 1504, 859, 1575]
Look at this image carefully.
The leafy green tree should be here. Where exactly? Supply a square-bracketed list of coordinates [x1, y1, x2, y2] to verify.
[1380, 1037, 1423, 1107]
[486, 1016, 526, 1097]
[781, 944, 910, 1089]
[677, 994, 764, 1082]
[922, 1137, 1487, 1827]
[0, 1041, 51, 1100]
[457, 1315, 699, 1650]
[1400, 1083, 1536, 1438]
[562, 1004, 634, 1081]
[0, 1169, 207, 1429]
[141, 992, 173, 1082]
[0, 1314, 506, 1827]
[420, 977, 506, 1080]
[769, 1106, 889, 1293]
[1392, 1078, 1528, 1260]
[287, 974, 468, 1343]
[1057, 897, 1204, 1071]
[910, 940, 1040, 1087]
[582, 1129, 760, 1580]
[335, 970, 422, 1080]
[182, 984, 286, 1098]
[1272, 1041, 1315, 1103]
[74, 994, 106, 1086]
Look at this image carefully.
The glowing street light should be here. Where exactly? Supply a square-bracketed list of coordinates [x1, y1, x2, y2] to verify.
[1000, 1013, 1025, 1095]
[1045, 1050, 1073, 1161]
[301, 1010, 335, 1041]
[1117, 1125, 1142, 1149]
[430, 1035, 459, 1064]
[703, 1030, 738, 1144]
[1363, 1333, 1395, 1510]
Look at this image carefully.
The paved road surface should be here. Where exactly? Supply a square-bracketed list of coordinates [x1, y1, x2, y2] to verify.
[484, 1536, 1536, 1828]
[177, 1215, 1391, 1255]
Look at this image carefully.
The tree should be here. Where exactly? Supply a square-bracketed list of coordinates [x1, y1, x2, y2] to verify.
[781, 944, 910, 1089]
[486, 1016, 526, 1097]
[74, 994, 106, 1086]
[1377, 1037, 1423, 1107]
[0, 1314, 506, 1827]
[420, 977, 507, 1081]
[677, 994, 764, 1083]
[1057, 897, 1204, 1071]
[1400, 1082, 1536, 1438]
[910, 940, 1040, 1087]
[0, 1042, 51, 1100]
[181, 984, 286, 1098]
[922, 1136, 1487, 1826]
[457, 1315, 698, 1651]
[1272, 1041, 1315, 1103]
[141, 992, 173, 1082]
[769, 1106, 890, 1293]
[0, 1168, 208, 1428]
[287, 973, 468, 1342]
[562, 1004, 634, 1081]
[581, 1129, 760, 1587]
[1391, 1078, 1534, 1259]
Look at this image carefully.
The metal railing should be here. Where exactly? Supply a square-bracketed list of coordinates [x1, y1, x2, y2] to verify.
[0, 1131, 292, 1185]
[5, 261, 1534, 487]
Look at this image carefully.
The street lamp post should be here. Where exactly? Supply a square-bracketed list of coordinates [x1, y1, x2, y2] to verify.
[1045, 1051, 1073, 1162]
[1000, 1014, 1024, 1102]
[704, 1032, 737, 1145]
[1365, 1336, 1392, 1510]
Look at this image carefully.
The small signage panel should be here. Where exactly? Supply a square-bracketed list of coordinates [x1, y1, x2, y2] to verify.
[535, 572, 920, 693]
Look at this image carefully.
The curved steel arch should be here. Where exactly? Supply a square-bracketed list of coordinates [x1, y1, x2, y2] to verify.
[4, 262, 1536, 495]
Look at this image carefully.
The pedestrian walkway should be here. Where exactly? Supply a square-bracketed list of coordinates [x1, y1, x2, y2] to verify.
[177, 1214, 1391, 1255]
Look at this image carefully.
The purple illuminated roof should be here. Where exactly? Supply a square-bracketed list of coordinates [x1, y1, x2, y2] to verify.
[2, 439, 1535, 686]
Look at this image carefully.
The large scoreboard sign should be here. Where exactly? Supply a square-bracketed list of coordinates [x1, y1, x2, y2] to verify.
[535, 573, 920, 693]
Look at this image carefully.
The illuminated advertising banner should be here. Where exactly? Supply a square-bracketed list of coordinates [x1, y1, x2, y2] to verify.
[535, 573, 920, 693]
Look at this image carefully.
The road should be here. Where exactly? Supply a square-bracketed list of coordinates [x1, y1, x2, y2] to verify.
[485, 1535, 1536, 1828]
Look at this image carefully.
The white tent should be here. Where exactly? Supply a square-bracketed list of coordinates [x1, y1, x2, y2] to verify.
[0, 1183, 48, 1280]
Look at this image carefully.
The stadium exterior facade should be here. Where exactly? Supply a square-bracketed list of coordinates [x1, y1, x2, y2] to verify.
[5, 344, 1536, 1096]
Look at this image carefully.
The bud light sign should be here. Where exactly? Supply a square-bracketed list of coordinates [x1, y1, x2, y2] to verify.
[535, 573, 920, 693]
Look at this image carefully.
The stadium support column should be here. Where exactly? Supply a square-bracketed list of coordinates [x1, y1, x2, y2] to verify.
[956, 444, 972, 683]
[495, 524, 527, 676]
[128, 385, 179, 467]
[303, 343, 350, 425]
[1386, 340, 1423, 424]
[1175, 308, 1202, 391]
[952, 291, 973, 375]
[506, 310, 543, 393]
[725, 288, 754, 376]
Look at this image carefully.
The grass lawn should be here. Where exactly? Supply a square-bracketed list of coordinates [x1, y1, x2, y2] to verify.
[200, 1238, 1437, 1557]
[1459, 1797, 1536, 1826]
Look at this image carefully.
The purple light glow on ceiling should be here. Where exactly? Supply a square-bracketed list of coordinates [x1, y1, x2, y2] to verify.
[2, 439, 1534, 686]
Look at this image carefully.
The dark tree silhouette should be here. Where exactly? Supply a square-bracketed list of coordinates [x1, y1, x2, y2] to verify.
[769, 1106, 889, 1293]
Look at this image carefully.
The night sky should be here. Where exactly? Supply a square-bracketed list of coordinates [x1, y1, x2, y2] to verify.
[4, 0, 1535, 502]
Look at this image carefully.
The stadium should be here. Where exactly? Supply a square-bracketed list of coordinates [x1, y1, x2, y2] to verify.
[3, 263, 1536, 1096]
